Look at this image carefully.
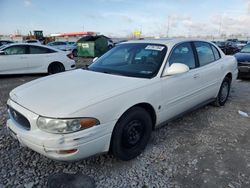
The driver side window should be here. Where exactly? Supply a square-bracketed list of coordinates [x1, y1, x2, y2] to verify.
[4, 45, 27, 55]
[169, 42, 196, 69]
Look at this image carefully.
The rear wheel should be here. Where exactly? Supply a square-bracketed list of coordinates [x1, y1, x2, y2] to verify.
[48, 62, 65, 74]
[213, 77, 231, 106]
[111, 107, 152, 161]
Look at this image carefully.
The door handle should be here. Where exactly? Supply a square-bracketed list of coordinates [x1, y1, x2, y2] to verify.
[193, 74, 200, 79]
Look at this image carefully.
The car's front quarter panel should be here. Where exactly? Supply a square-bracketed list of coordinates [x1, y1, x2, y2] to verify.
[68, 78, 162, 127]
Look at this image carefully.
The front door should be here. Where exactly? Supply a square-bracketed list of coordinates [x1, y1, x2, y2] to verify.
[158, 42, 202, 123]
[0, 45, 28, 74]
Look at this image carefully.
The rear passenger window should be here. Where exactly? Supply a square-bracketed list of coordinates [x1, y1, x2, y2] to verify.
[29, 46, 55, 54]
[194, 42, 215, 66]
[211, 45, 220, 60]
[169, 42, 196, 69]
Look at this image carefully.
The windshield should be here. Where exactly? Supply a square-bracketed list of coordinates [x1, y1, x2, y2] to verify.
[240, 44, 250, 53]
[88, 43, 167, 78]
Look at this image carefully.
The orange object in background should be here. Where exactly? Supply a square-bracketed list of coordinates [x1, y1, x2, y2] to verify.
[60, 32, 96, 37]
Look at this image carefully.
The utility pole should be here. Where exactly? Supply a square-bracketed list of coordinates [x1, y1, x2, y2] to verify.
[140, 26, 142, 38]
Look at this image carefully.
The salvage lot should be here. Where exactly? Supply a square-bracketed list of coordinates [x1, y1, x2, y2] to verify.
[0, 59, 250, 187]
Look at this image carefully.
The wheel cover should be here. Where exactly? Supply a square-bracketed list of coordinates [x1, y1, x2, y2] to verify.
[122, 120, 144, 148]
[220, 81, 229, 103]
[52, 64, 63, 73]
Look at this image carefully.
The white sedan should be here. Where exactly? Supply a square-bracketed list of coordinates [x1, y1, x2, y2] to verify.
[6, 39, 238, 161]
[0, 43, 76, 74]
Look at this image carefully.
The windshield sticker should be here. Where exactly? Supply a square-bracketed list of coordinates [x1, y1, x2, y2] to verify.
[145, 45, 165, 51]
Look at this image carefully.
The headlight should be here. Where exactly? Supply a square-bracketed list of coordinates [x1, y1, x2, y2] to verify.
[37, 116, 100, 134]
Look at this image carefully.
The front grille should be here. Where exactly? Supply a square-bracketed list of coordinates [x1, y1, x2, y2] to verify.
[8, 106, 31, 130]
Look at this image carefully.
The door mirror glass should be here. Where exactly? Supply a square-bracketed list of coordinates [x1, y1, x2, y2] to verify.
[163, 63, 189, 76]
[0, 50, 5, 55]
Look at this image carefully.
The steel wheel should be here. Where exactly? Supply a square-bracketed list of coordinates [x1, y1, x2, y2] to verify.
[122, 120, 144, 148]
[111, 107, 152, 161]
[213, 77, 231, 106]
[48, 63, 65, 74]
[219, 81, 229, 103]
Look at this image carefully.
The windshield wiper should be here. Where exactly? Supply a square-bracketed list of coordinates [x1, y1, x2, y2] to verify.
[102, 71, 124, 76]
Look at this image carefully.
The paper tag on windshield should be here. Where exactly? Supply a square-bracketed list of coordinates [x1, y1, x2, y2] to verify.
[145, 45, 164, 51]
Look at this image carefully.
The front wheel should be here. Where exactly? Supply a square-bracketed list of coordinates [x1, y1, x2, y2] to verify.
[213, 77, 231, 106]
[110, 107, 152, 161]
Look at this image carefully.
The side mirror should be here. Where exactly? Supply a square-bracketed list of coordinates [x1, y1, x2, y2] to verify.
[163, 63, 189, 76]
[93, 57, 98, 62]
[0, 50, 5, 55]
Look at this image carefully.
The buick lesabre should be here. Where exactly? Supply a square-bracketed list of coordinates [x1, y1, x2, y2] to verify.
[7, 39, 238, 161]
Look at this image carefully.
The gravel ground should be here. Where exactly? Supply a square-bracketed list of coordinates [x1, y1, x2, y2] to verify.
[0, 61, 250, 187]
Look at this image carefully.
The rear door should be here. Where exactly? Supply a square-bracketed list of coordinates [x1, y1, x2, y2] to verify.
[0, 45, 29, 74]
[193, 41, 222, 100]
[26, 45, 57, 73]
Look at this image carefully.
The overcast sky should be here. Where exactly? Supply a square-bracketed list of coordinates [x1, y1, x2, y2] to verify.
[1, 0, 250, 37]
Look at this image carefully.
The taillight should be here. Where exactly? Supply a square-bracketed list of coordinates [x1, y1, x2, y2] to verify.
[67, 53, 74, 60]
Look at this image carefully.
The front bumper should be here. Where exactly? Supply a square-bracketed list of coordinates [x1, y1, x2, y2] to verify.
[238, 62, 250, 77]
[7, 99, 115, 161]
[238, 66, 250, 78]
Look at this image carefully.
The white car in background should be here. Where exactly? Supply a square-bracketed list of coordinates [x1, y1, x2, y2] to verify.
[0, 43, 76, 74]
[24, 39, 41, 44]
[6, 39, 238, 161]
[47, 41, 75, 51]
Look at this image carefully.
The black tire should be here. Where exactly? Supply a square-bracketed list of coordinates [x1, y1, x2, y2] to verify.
[72, 49, 78, 57]
[48, 62, 65, 74]
[111, 107, 152, 161]
[213, 77, 231, 106]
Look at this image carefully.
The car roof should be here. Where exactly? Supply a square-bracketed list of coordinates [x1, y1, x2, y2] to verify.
[1, 43, 60, 51]
[123, 38, 213, 46]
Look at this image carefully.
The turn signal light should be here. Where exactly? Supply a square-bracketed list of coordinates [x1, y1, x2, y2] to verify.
[80, 118, 99, 129]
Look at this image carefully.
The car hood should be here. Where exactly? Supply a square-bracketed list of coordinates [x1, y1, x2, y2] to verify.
[234, 52, 250, 62]
[10, 69, 147, 117]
